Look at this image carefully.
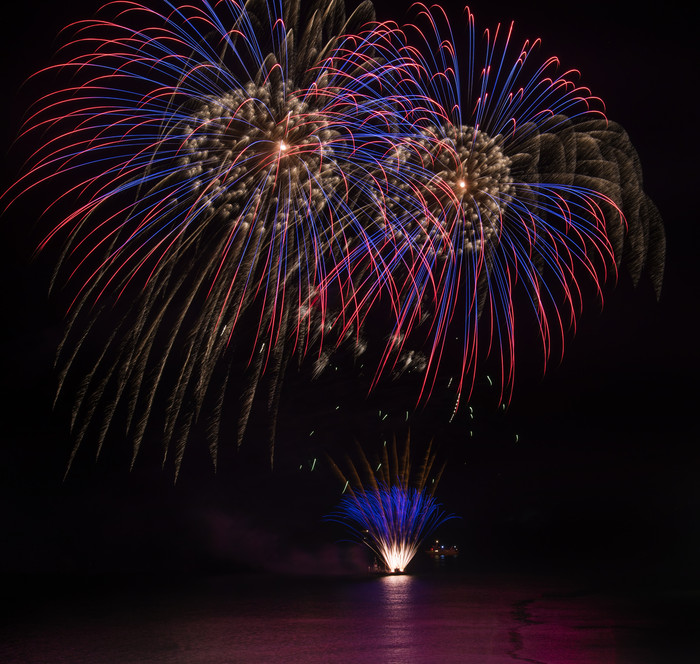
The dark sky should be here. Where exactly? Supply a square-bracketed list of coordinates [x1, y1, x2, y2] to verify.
[1, 1, 697, 582]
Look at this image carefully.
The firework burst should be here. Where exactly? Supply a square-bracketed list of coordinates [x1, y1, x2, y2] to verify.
[368, 4, 666, 408]
[5, 2, 666, 476]
[325, 436, 456, 573]
[6, 0, 424, 474]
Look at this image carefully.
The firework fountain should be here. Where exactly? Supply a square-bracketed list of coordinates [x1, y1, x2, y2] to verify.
[325, 437, 456, 573]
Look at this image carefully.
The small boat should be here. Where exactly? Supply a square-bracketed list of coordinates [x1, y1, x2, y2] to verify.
[426, 540, 459, 558]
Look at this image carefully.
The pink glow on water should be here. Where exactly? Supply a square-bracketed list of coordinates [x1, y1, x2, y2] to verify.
[0, 573, 668, 664]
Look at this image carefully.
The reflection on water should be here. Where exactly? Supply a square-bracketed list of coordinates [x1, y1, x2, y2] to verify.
[1, 572, 696, 663]
[378, 575, 418, 661]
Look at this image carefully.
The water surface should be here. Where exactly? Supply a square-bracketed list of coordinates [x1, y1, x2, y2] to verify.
[2, 571, 697, 663]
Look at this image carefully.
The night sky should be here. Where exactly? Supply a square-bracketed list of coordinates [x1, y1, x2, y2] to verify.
[1, 0, 698, 590]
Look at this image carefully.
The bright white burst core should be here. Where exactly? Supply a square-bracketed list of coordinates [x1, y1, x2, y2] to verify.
[383, 545, 415, 573]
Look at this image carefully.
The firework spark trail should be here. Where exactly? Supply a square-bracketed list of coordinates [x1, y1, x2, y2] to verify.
[362, 4, 665, 409]
[326, 436, 456, 573]
[5, 0, 431, 475]
[5, 2, 666, 475]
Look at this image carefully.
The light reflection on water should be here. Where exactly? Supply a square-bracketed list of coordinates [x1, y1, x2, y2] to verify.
[0, 572, 683, 663]
[377, 575, 419, 662]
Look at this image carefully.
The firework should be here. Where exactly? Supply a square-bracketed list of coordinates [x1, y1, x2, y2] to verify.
[325, 436, 456, 573]
[5, 2, 667, 476]
[6, 0, 421, 474]
[368, 4, 666, 408]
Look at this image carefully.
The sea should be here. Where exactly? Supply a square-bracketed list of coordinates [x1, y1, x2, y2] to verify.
[2, 565, 698, 663]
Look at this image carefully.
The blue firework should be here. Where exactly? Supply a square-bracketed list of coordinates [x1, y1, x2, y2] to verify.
[326, 436, 456, 573]
[328, 483, 454, 573]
